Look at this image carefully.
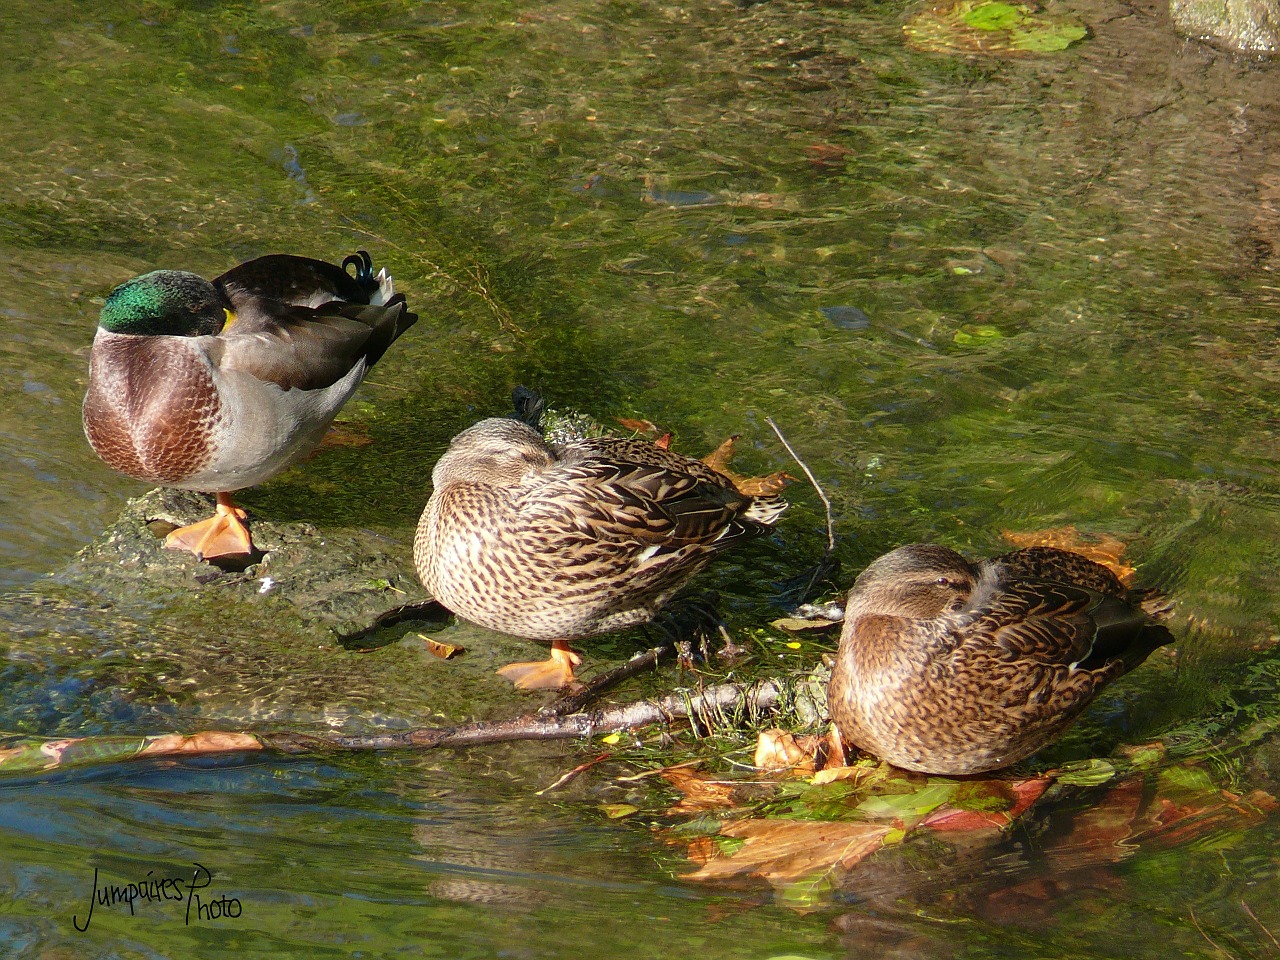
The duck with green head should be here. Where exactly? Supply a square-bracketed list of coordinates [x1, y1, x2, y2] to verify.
[83, 251, 417, 560]
[828, 543, 1174, 775]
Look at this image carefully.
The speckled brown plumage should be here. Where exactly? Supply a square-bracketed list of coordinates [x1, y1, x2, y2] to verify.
[414, 413, 787, 683]
[828, 544, 1174, 776]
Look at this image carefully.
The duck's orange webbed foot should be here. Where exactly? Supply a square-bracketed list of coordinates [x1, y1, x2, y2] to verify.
[164, 493, 253, 561]
[496, 641, 583, 691]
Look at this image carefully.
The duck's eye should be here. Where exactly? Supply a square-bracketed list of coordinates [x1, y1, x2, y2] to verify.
[934, 577, 951, 587]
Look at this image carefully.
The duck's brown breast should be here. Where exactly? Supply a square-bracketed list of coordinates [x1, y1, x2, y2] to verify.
[83, 334, 221, 484]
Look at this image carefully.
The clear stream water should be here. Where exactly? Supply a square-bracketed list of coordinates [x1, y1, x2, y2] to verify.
[3, 0, 1280, 957]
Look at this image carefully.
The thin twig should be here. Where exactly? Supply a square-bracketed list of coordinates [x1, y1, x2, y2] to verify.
[614, 759, 703, 783]
[1241, 899, 1280, 951]
[540, 644, 676, 718]
[536, 752, 612, 795]
[1188, 907, 1240, 960]
[765, 416, 835, 555]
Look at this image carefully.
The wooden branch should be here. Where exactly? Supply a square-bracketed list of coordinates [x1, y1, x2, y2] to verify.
[0, 680, 784, 775]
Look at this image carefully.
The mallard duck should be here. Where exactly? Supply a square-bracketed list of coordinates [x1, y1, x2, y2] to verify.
[414, 392, 788, 689]
[828, 543, 1174, 775]
[83, 251, 417, 560]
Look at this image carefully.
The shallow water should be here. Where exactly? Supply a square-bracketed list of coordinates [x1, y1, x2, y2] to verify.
[3, 0, 1280, 956]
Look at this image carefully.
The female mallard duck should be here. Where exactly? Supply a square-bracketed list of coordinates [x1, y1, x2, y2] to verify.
[828, 543, 1174, 775]
[414, 393, 788, 690]
[83, 251, 417, 561]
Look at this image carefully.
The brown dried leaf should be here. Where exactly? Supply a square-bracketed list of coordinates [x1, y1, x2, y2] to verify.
[805, 143, 855, 171]
[1001, 525, 1136, 584]
[754, 729, 819, 775]
[701, 435, 740, 475]
[701, 435, 794, 496]
[770, 616, 841, 634]
[919, 777, 1052, 833]
[811, 765, 873, 786]
[421, 635, 465, 660]
[662, 767, 744, 813]
[684, 819, 891, 886]
[618, 417, 662, 437]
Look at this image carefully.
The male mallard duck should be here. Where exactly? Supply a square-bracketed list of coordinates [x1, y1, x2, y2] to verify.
[828, 543, 1174, 775]
[83, 251, 417, 560]
[414, 392, 788, 689]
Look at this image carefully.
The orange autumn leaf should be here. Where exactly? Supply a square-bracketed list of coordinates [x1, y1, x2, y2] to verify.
[421, 635, 465, 660]
[920, 777, 1052, 833]
[662, 766, 744, 814]
[684, 819, 891, 886]
[754, 729, 820, 775]
[701, 435, 793, 496]
[617, 417, 662, 437]
[310, 422, 373, 454]
[1001, 525, 1136, 584]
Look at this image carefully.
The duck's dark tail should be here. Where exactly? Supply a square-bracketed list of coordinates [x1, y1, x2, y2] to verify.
[511, 386, 546, 430]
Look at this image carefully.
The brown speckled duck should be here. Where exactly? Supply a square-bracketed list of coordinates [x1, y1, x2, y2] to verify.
[83, 251, 417, 560]
[828, 543, 1174, 775]
[414, 392, 788, 689]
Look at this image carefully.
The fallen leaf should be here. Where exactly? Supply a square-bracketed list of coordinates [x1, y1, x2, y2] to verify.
[1052, 758, 1117, 787]
[663, 766, 744, 813]
[755, 729, 819, 775]
[684, 819, 891, 889]
[1001, 525, 1136, 584]
[655, 432, 672, 451]
[770, 617, 841, 634]
[421, 635, 465, 660]
[618, 417, 662, 437]
[307, 421, 372, 457]
[701, 435, 794, 496]
[810, 765, 874, 786]
[805, 143, 855, 171]
[920, 777, 1051, 832]
[859, 782, 958, 825]
[599, 803, 639, 819]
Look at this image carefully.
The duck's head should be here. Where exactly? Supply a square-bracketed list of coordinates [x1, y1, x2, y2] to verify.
[99, 270, 230, 337]
[432, 416, 556, 489]
[846, 544, 977, 620]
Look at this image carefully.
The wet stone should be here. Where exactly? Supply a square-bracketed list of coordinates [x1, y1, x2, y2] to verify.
[0, 488, 593, 737]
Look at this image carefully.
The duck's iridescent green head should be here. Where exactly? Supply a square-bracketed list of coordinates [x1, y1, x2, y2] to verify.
[99, 270, 229, 337]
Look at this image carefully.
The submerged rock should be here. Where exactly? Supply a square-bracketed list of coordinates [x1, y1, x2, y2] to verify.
[1170, 0, 1280, 54]
[0, 488, 572, 737]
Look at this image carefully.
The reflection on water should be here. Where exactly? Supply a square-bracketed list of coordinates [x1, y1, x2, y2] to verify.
[2, 0, 1280, 955]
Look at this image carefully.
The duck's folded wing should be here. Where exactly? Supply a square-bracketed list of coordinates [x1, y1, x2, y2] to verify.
[526, 458, 767, 551]
[216, 254, 371, 307]
[210, 298, 416, 391]
[975, 579, 1112, 668]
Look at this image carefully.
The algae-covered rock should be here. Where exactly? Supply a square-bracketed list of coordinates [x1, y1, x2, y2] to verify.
[904, 0, 1089, 55]
[0, 488, 584, 737]
[1170, 0, 1280, 54]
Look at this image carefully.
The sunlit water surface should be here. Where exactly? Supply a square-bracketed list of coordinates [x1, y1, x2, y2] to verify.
[3, 0, 1280, 956]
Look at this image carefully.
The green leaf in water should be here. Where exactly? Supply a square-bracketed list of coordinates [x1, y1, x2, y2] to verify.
[598, 803, 639, 819]
[963, 1, 1024, 29]
[1055, 758, 1117, 786]
[904, 0, 1088, 55]
[953, 324, 1005, 346]
[856, 782, 957, 820]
